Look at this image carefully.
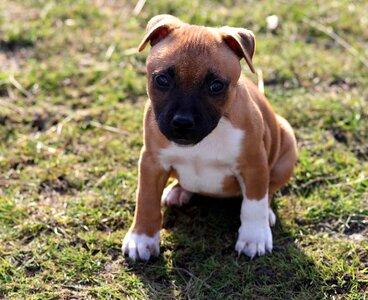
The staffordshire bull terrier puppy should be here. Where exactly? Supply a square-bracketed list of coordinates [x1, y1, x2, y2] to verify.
[122, 15, 297, 261]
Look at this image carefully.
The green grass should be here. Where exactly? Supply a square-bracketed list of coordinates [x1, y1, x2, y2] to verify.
[0, 0, 367, 299]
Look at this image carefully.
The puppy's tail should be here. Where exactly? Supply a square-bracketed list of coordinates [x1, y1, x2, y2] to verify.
[256, 68, 264, 94]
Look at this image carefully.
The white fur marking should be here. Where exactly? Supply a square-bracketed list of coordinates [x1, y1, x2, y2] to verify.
[159, 118, 244, 195]
[235, 188, 273, 258]
[122, 232, 160, 261]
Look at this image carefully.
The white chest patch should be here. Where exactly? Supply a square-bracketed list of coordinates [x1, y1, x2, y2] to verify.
[159, 118, 244, 195]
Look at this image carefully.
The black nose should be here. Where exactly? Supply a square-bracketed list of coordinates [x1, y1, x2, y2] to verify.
[171, 114, 195, 130]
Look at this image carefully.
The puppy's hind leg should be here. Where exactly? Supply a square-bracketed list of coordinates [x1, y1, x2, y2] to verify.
[269, 115, 297, 198]
[161, 180, 193, 207]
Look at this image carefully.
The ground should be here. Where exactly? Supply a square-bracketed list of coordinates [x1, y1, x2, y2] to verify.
[0, 0, 367, 299]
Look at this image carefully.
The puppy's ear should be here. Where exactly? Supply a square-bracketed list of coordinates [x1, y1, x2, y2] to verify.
[138, 15, 183, 52]
[219, 27, 256, 73]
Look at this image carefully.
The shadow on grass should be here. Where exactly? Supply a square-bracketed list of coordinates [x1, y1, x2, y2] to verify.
[128, 195, 324, 299]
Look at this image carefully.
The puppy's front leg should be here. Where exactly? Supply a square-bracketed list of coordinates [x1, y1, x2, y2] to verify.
[235, 150, 273, 258]
[122, 148, 169, 261]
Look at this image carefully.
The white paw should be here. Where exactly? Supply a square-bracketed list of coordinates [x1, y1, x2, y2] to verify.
[269, 208, 276, 226]
[122, 232, 160, 261]
[161, 186, 192, 206]
[235, 221, 273, 258]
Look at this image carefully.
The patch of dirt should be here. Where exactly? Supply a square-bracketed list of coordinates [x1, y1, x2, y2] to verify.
[328, 77, 357, 90]
[313, 215, 368, 237]
[330, 127, 348, 144]
[7, 155, 35, 170]
[324, 273, 367, 296]
[0, 39, 34, 52]
[264, 76, 299, 89]
[350, 143, 368, 161]
[0, 2, 36, 73]
[38, 175, 82, 195]
[25, 110, 64, 132]
[25, 264, 42, 277]
[96, 216, 125, 232]
[107, 248, 121, 261]
[69, 236, 89, 251]
[0, 46, 33, 73]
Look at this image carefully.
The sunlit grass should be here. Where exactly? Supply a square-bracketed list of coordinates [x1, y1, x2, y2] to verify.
[0, 0, 367, 298]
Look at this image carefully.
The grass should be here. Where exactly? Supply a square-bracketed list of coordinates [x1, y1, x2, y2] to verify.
[0, 0, 367, 299]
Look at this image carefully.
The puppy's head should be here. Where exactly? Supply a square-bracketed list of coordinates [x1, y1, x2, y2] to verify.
[139, 15, 255, 146]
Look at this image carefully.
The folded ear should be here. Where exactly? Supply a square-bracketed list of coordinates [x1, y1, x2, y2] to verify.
[219, 27, 256, 73]
[138, 15, 183, 52]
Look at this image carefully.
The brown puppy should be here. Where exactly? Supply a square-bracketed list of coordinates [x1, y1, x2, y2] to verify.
[122, 15, 297, 261]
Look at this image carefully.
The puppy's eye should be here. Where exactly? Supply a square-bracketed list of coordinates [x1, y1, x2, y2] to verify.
[155, 74, 170, 88]
[209, 80, 224, 94]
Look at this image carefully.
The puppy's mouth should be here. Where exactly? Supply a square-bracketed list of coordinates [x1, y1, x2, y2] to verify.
[172, 138, 198, 146]
[170, 126, 209, 146]
[166, 128, 213, 146]
[161, 127, 208, 146]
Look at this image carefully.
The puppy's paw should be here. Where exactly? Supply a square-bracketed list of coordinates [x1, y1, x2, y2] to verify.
[122, 232, 160, 261]
[269, 208, 276, 226]
[235, 221, 273, 258]
[161, 185, 192, 207]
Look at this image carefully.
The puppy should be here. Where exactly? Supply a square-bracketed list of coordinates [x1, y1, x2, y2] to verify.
[122, 15, 297, 261]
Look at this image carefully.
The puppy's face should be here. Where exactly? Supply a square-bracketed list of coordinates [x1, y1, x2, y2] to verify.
[139, 16, 255, 146]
